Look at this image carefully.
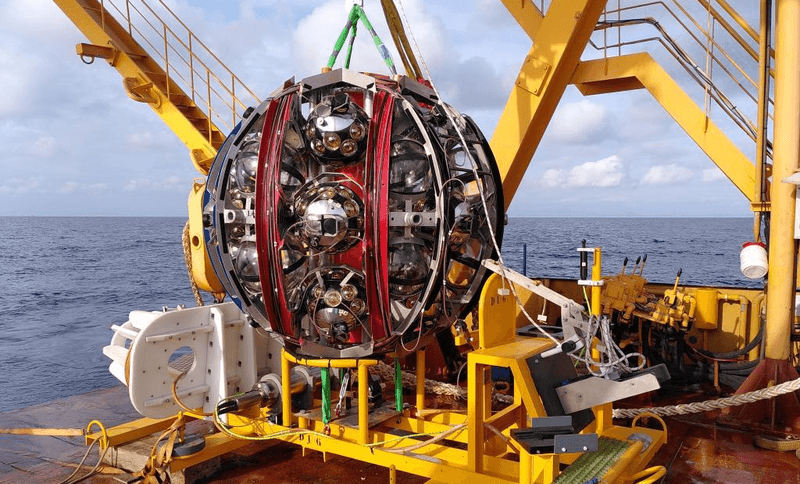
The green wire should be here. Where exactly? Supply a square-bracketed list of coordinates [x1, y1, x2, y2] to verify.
[583, 286, 593, 315]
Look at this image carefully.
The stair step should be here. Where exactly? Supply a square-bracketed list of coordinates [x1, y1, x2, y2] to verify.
[170, 94, 195, 107]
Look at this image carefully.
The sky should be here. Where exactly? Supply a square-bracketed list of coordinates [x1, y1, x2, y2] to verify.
[0, 0, 759, 217]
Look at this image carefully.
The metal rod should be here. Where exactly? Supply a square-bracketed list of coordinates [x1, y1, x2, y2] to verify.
[207, 69, 212, 144]
[189, 34, 195, 103]
[126, 0, 132, 35]
[522, 243, 527, 276]
[754, 0, 773, 241]
[163, 24, 169, 99]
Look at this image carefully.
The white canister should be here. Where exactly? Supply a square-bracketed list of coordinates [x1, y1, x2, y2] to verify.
[740, 242, 768, 279]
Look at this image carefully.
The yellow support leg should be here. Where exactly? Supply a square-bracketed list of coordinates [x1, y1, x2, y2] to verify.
[467, 359, 486, 472]
[358, 362, 369, 445]
[281, 348, 292, 427]
[519, 451, 532, 484]
[531, 455, 557, 484]
[416, 349, 426, 413]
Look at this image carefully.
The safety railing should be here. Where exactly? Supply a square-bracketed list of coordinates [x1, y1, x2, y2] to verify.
[96, 0, 261, 137]
[600, 1, 772, 160]
[537, 0, 773, 162]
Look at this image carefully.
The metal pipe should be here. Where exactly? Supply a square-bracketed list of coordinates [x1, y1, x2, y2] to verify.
[765, 0, 799, 361]
[754, 0, 773, 241]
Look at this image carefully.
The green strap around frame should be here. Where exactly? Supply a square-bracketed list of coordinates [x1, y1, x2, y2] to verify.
[327, 4, 397, 75]
[321, 367, 331, 424]
[395, 358, 402, 412]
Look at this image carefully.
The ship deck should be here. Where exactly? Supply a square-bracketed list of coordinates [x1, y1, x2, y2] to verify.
[1, 385, 798, 484]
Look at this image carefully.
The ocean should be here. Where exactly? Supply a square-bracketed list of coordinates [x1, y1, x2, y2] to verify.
[0, 216, 758, 412]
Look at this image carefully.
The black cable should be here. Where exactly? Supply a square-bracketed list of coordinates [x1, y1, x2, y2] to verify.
[693, 323, 764, 360]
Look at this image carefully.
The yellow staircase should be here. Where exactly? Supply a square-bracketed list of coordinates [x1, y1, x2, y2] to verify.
[52, 0, 261, 174]
[493, 0, 773, 219]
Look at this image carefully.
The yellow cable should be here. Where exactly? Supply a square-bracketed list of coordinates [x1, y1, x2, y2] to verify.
[629, 465, 667, 484]
[172, 372, 213, 417]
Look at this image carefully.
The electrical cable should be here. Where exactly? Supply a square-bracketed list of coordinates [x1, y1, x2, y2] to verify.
[172, 371, 214, 417]
[56, 438, 97, 484]
[572, 315, 646, 378]
[693, 323, 764, 360]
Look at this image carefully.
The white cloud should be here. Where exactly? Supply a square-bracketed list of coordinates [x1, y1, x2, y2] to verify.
[642, 164, 693, 185]
[0, 178, 45, 195]
[58, 182, 109, 194]
[548, 100, 610, 144]
[702, 167, 727, 182]
[123, 176, 188, 192]
[538, 155, 625, 188]
[126, 131, 176, 150]
[567, 155, 625, 187]
[540, 168, 563, 188]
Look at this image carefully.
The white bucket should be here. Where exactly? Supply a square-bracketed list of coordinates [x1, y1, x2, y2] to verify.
[740, 242, 768, 279]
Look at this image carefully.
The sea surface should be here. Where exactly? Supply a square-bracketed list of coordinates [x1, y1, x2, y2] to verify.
[0, 216, 758, 412]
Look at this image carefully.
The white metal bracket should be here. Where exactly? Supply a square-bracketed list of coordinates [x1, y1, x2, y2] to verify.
[103, 302, 282, 418]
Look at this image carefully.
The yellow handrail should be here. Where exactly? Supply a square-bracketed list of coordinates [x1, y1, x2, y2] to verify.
[99, 0, 260, 134]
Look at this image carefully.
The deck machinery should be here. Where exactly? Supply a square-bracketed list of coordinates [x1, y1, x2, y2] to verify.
[50, 0, 800, 482]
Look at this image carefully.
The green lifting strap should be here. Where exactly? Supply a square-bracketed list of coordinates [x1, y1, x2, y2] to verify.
[327, 4, 397, 75]
[321, 367, 331, 424]
[394, 358, 402, 412]
[345, 21, 358, 69]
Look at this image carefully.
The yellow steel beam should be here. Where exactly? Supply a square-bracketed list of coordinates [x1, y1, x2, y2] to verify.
[572, 53, 756, 202]
[52, 0, 218, 174]
[490, 0, 608, 209]
[85, 415, 188, 448]
[498, 0, 544, 40]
